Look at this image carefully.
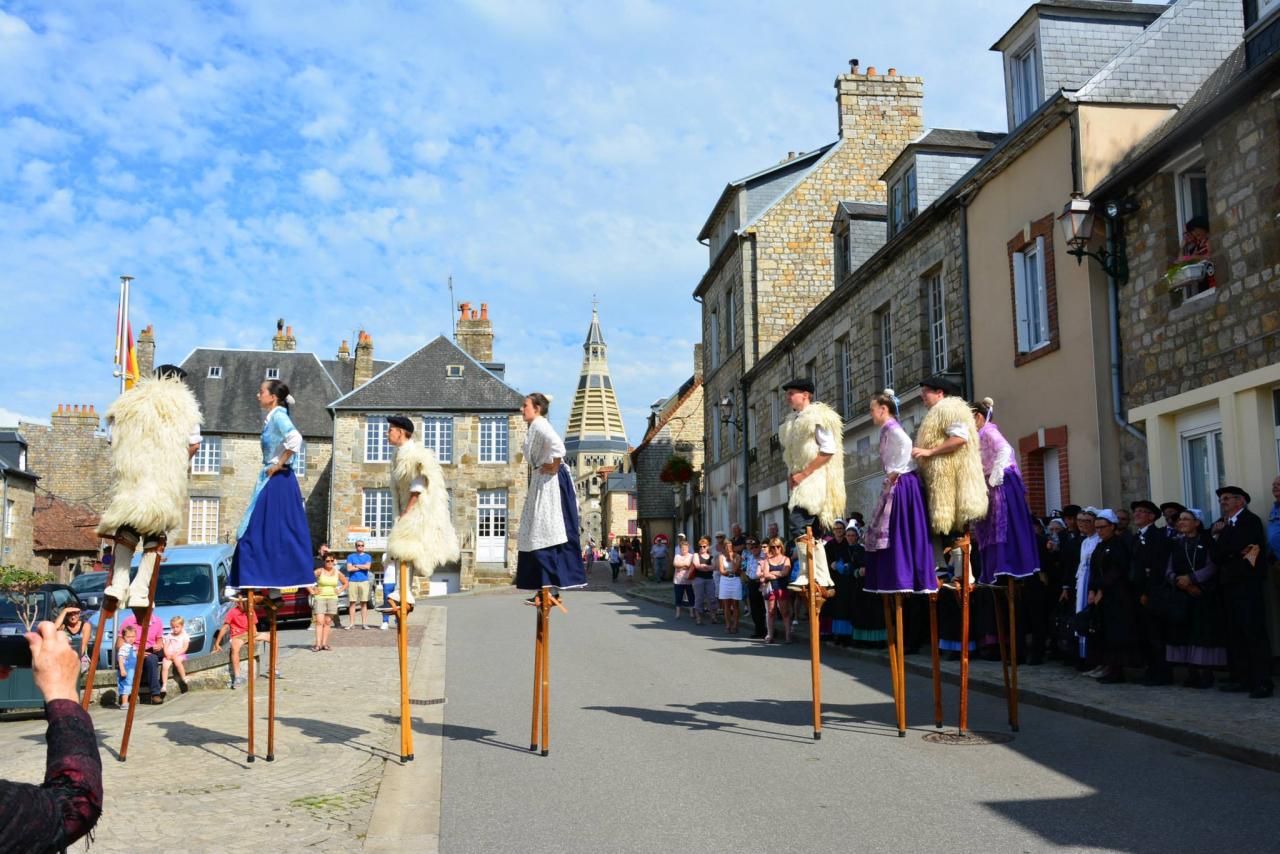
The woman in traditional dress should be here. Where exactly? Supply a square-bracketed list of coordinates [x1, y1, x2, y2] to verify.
[970, 398, 1039, 585]
[825, 521, 855, 646]
[1163, 509, 1227, 688]
[1087, 509, 1135, 684]
[229, 380, 314, 590]
[1072, 509, 1100, 667]
[864, 390, 936, 595]
[515, 393, 587, 593]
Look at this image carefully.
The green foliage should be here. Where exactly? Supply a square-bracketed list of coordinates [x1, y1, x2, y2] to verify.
[0, 566, 54, 631]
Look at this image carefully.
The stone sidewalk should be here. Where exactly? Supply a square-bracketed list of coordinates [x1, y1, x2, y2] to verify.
[0, 614, 439, 853]
[624, 580, 1280, 772]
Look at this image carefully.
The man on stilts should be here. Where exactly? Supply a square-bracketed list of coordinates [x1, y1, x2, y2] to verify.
[84, 365, 202, 761]
[381, 415, 460, 762]
[778, 378, 843, 740]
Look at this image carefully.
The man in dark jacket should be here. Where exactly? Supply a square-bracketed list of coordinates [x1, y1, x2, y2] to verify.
[1130, 499, 1172, 685]
[1211, 486, 1272, 699]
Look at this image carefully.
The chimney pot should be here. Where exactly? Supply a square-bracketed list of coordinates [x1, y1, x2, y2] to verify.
[459, 302, 471, 319]
[480, 303, 488, 320]
[277, 318, 284, 332]
[848, 58, 859, 73]
[866, 65, 876, 76]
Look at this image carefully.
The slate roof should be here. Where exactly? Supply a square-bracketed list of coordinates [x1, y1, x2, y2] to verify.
[837, 202, 888, 220]
[33, 495, 99, 554]
[0, 431, 37, 482]
[604, 472, 637, 493]
[179, 349, 340, 438]
[330, 336, 524, 412]
[914, 129, 1007, 150]
[696, 143, 838, 241]
[321, 358, 396, 396]
[991, 1, 1169, 50]
[1071, 0, 1243, 105]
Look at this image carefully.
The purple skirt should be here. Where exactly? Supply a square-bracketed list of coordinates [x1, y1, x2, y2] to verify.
[976, 470, 1039, 584]
[864, 471, 937, 594]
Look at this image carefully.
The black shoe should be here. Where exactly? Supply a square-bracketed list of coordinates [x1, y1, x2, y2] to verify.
[1249, 685, 1274, 699]
[1218, 682, 1248, 693]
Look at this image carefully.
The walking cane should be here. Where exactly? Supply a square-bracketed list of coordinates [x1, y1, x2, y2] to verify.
[957, 534, 972, 736]
[805, 527, 822, 741]
[882, 595, 904, 737]
[267, 602, 278, 762]
[398, 561, 413, 763]
[246, 589, 257, 762]
[119, 543, 165, 762]
[929, 591, 943, 729]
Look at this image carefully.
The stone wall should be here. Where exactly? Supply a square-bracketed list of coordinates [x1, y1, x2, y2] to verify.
[1116, 81, 1280, 503]
[2, 477, 35, 569]
[21, 407, 112, 513]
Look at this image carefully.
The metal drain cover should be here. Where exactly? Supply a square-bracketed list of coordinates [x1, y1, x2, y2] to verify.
[922, 730, 1015, 746]
[410, 697, 447, 706]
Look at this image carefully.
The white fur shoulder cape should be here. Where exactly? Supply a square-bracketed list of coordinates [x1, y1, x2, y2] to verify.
[386, 440, 460, 576]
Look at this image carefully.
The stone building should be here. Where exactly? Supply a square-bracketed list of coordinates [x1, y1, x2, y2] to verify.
[0, 431, 37, 569]
[965, 0, 1242, 515]
[695, 60, 926, 535]
[327, 306, 526, 592]
[18, 406, 111, 515]
[1087, 1, 1280, 522]
[563, 305, 630, 545]
[631, 347, 705, 551]
[600, 472, 638, 544]
[31, 495, 99, 581]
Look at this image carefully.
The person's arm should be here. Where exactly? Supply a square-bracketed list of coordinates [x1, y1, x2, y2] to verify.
[339, 572, 349, 592]
[790, 452, 834, 488]
[913, 436, 966, 460]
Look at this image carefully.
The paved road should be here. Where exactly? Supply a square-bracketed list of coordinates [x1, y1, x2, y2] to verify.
[439, 587, 1280, 853]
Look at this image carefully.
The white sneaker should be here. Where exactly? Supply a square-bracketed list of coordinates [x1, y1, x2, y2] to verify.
[380, 623, 389, 631]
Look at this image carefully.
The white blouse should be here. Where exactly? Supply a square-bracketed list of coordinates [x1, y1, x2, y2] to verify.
[882, 422, 917, 475]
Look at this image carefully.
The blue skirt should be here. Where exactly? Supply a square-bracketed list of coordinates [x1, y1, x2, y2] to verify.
[230, 469, 315, 589]
[516, 466, 586, 591]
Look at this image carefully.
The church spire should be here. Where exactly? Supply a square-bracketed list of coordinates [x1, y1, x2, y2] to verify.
[564, 303, 628, 476]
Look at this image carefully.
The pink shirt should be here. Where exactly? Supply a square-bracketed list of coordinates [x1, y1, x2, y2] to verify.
[118, 614, 164, 650]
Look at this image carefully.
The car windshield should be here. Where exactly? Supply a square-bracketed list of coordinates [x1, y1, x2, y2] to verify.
[115, 563, 213, 606]
[0, 592, 49, 623]
[71, 573, 106, 595]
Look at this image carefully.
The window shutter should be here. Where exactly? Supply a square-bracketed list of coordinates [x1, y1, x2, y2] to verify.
[1034, 236, 1050, 344]
[1012, 251, 1029, 352]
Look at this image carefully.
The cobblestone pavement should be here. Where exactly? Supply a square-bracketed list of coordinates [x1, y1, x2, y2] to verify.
[625, 580, 1280, 770]
[0, 621, 426, 853]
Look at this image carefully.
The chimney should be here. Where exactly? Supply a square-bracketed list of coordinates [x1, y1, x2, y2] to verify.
[51, 403, 100, 433]
[833, 61, 924, 146]
[136, 324, 156, 379]
[693, 343, 704, 381]
[354, 331, 375, 387]
[272, 318, 297, 352]
[456, 300, 494, 363]
[337, 339, 351, 362]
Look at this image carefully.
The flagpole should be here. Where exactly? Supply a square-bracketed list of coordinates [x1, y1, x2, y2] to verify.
[119, 275, 133, 396]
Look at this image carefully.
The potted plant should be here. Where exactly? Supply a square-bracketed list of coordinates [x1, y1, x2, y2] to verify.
[659, 455, 694, 484]
[1163, 257, 1215, 289]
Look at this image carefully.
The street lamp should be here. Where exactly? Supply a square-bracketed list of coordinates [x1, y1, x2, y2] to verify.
[717, 396, 743, 434]
[1057, 192, 1136, 284]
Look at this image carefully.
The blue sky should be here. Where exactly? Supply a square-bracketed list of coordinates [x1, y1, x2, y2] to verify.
[0, 0, 1036, 442]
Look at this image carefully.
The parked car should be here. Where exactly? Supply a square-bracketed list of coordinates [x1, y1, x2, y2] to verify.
[267, 560, 367, 628]
[0, 583, 83, 710]
[83, 544, 236, 669]
[70, 570, 108, 612]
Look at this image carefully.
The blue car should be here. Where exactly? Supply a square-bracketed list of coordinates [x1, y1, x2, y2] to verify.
[84, 544, 236, 669]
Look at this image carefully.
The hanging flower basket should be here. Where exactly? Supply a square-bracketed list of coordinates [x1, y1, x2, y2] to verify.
[659, 455, 694, 484]
[1163, 258, 1214, 290]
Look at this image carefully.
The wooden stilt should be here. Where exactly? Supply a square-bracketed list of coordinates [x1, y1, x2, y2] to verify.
[529, 592, 544, 752]
[119, 543, 165, 762]
[80, 603, 112, 710]
[893, 594, 907, 736]
[1007, 576, 1020, 732]
[246, 589, 256, 762]
[540, 591, 551, 757]
[882, 595, 903, 736]
[957, 535, 971, 735]
[398, 561, 413, 762]
[266, 606, 278, 761]
[992, 584, 1014, 728]
[929, 592, 942, 729]
[805, 527, 822, 741]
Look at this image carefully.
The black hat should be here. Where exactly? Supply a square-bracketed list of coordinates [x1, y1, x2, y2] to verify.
[1061, 504, 1082, 517]
[781, 378, 815, 395]
[1159, 501, 1187, 513]
[1215, 485, 1251, 503]
[387, 415, 415, 435]
[1130, 499, 1160, 514]
[920, 374, 961, 396]
[154, 363, 188, 381]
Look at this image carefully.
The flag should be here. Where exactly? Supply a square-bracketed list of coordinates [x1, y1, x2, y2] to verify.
[123, 322, 138, 389]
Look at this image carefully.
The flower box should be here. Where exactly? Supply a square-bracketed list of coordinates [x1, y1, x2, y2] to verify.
[1164, 259, 1214, 290]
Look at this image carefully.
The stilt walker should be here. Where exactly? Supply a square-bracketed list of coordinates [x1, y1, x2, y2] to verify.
[968, 397, 1039, 732]
[864, 390, 937, 736]
[229, 378, 317, 762]
[911, 375, 989, 736]
[85, 352, 203, 743]
[118, 544, 165, 760]
[516, 393, 587, 757]
[381, 415, 459, 764]
[803, 528, 823, 740]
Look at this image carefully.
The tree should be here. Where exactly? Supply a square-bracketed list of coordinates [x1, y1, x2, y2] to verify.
[0, 566, 54, 631]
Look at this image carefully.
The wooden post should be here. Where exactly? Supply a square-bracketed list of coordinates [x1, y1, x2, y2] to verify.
[398, 561, 412, 762]
[540, 591, 551, 757]
[1007, 576, 1020, 732]
[805, 527, 822, 741]
[958, 535, 971, 735]
[266, 606, 278, 761]
[929, 592, 942, 729]
[893, 594, 907, 736]
[882, 595, 903, 736]
[80, 604, 111, 710]
[246, 589, 257, 762]
[530, 592, 544, 752]
[119, 543, 164, 762]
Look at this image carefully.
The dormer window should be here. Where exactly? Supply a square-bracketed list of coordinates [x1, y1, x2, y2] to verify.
[446, 365, 464, 378]
[265, 368, 280, 380]
[834, 225, 851, 281]
[1010, 39, 1041, 126]
[208, 366, 222, 379]
[888, 166, 917, 237]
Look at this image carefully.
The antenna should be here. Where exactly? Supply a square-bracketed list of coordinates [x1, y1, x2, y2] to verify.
[448, 275, 456, 341]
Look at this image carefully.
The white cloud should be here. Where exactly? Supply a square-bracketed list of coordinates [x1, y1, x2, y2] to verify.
[412, 138, 451, 163]
[0, 407, 47, 428]
[301, 167, 343, 200]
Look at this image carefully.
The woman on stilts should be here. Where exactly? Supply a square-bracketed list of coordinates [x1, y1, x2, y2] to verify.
[517, 393, 586, 757]
[864, 389, 937, 735]
[229, 379, 316, 762]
